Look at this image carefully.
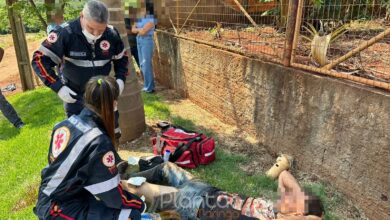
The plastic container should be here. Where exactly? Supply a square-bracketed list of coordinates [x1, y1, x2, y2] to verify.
[163, 150, 171, 162]
[266, 154, 293, 179]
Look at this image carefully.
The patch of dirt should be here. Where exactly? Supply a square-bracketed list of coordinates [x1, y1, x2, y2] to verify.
[183, 27, 285, 61]
[0, 40, 43, 96]
[180, 26, 390, 84]
[12, 181, 40, 212]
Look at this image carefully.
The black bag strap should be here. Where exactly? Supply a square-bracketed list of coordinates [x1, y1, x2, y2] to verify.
[169, 136, 202, 162]
[157, 122, 197, 134]
[161, 133, 202, 141]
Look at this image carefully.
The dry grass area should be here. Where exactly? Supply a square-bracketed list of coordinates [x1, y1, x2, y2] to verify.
[0, 33, 45, 95]
[182, 27, 285, 61]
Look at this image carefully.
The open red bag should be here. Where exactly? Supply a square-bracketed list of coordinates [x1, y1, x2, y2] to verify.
[151, 123, 216, 169]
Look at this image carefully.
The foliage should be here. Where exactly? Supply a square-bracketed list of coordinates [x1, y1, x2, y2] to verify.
[302, 22, 348, 66]
[306, 0, 389, 21]
[0, 88, 64, 219]
[0, 0, 86, 34]
[302, 22, 348, 43]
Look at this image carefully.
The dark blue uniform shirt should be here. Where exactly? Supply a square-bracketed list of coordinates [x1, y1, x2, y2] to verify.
[32, 18, 128, 94]
[34, 108, 145, 220]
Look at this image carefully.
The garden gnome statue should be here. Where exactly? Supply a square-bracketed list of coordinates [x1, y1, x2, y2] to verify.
[266, 154, 293, 179]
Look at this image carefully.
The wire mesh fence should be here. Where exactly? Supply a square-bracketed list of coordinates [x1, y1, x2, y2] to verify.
[158, 0, 289, 64]
[291, 0, 390, 88]
[156, 0, 390, 90]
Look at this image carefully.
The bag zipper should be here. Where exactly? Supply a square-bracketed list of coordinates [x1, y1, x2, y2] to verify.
[161, 133, 202, 141]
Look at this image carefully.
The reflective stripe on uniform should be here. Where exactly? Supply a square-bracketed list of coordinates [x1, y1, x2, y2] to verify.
[112, 49, 126, 60]
[68, 115, 92, 133]
[39, 45, 62, 64]
[43, 128, 103, 196]
[33, 51, 56, 84]
[64, 57, 111, 67]
[118, 209, 132, 220]
[84, 174, 120, 195]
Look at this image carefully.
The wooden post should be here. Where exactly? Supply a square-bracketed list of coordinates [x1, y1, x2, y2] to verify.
[290, 0, 304, 64]
[6, 0, 35, 91]
[176, 0, 180, 29]
[168, 10, 178, 34]
[282, 0, 299, 66]
[102, 0, 146, 143]
[323, 28, 390, 70]
[232, 0, 258, 28]
[280, 0, 289, 27]
[177, 0, 201, 35]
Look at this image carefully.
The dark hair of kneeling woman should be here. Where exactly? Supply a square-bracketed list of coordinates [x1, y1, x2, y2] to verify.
[84, 75, 119, 144]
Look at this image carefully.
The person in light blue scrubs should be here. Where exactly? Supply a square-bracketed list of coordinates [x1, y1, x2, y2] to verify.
[132, 2, 156, 93]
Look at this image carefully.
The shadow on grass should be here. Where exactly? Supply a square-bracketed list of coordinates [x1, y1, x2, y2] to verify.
[0, 88, 64, 140]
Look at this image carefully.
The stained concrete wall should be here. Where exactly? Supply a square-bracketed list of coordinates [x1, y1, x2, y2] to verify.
[153, 31, 390, 219]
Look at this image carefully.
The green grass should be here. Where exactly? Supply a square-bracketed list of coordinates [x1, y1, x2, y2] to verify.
[142, 92, 342, 219]
[0, 89, 341, 219]
[189, 149, 278, 200]
[0, 88, 64, 219]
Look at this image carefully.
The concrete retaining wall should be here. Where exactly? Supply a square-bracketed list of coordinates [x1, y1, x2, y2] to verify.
[153, 31, 390, 219]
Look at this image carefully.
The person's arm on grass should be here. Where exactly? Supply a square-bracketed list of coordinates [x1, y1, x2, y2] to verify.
[277, 216, 322, 220]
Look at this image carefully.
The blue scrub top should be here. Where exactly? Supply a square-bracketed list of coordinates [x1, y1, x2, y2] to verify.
[136, 15, 156, 36]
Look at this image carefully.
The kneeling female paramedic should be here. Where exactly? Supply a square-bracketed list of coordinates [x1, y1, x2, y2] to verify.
[34, 76, 146, 220]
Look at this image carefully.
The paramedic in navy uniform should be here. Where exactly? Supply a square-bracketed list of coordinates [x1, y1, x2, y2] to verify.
[34, 76, 146, 220]
[31, 0, 127, 139]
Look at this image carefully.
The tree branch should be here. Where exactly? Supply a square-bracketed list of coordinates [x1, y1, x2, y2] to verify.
[28, 0, 47, 29]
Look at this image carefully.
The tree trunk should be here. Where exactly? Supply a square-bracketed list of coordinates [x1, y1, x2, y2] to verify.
[280, 0, 289, 27]
[6, 0, 35, 91]
[101, 0, 146, 143]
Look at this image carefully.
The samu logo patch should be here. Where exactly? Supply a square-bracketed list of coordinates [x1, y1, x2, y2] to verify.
[51, 127, 71, 159]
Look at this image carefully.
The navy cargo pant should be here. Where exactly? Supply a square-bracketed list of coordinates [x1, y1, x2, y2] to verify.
[0, 90, 23, 127]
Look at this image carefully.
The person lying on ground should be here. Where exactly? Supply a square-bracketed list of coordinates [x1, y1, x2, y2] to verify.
[34, 76, 146, 220]
[120, 161, 325, 220]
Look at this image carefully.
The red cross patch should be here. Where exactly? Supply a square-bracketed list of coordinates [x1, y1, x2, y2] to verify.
[51, 127, 70, 158]
[102, 151, 115, 167]
[47, 32, 58, 43]
[100, 40, 110, 51]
